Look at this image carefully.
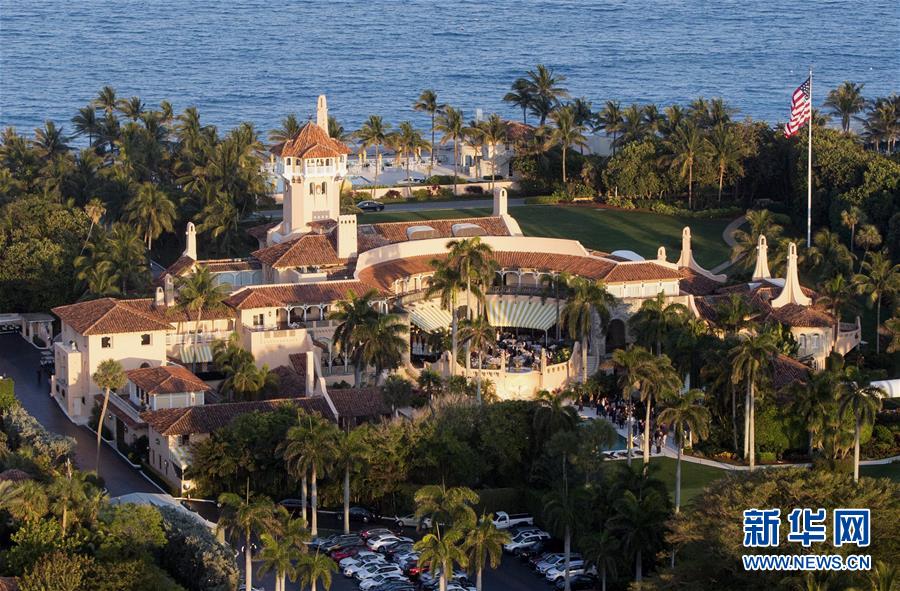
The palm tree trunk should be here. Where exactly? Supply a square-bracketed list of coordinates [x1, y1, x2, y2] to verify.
[581, 336, 588, 383]
[312, 579, 318, 591]
[311, 462, 318, 536]
[626, 413, 633, 467]
[450, 293, 458, 376]
[476, 566, 483, 591]
[635, 549, 642, 582]
[373, 146, 380, 198]
[555, 281, 561, 341]
[853, 414, 861, 483]
[492, 147, 497, 193]
[688, 161, 693, 210]
[748, 384, 756, 472]
[61, 505, 68, 535]
[718, 168, 724, 202]
[675, 439, 682, 513]
[344, 465, 351, 534]
[743, 383, 750, 459]
[453, 143, 459, 197]
[601, 565, 607, 591]
[245, 527, 253, 591]
[193, 308, 204, 374]
[643, 399, 652, 468]
[563, 525, 571, 591]
[476, 352, 483, 404]
[430, 115, 436, 174]
[81, 221, 95, 256]
[875, 295, 882, 353]
[731, 383, 739, 453]
[301, 473, 308, 523]
[406, 156, 412, 199]
[96, 387, 111, 475]
[562, 146, 567, 184]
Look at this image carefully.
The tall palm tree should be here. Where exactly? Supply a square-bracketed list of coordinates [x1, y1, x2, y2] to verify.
[863, 96, 900, 152]
[632, 352, 680, 468]
[426, 262, 465, 376]
[355, 115, 391, 195]
[354, 313, 408, 385]
[503, 78, 533, 124]
[94, 86, 118, 116]
[613, 346, 659, 466]
[80, 198, 106, 256]
[47, 462, 88, 535]
[435, 107, 466, 195]
[329, 289, 380, 386]
[280, 413, 338, 536]
[547, 106, 588, 184]
[618, 104, 649, 146]
[4, 480, 49, 523]
[34, 121, 70, 159]
[657, 389, 710, 513]
[543, 485, 585, 591]
[464, 119, 486, 178]
[824, 81, 867, 133]
[477, 114, 508, 192]
[629, 292, 687, 356]
[446, 236, 495, 320]
[561, 278, 616, 383]
[126, 183, 177, 250]
[730, 209, 785, 268]
[458, 316, 496, 404]
[413, 90, 445, 174]
[336, 428, 368, 534]
[595, 101, 624, 155]
[808, 228, 854, 279]
[327, 115, 348, 142]
[841, 206, 863, 253]
[817, 275, 856, 344]
[463, 515, 510, 591]
[258, 532, 300, 591]
[609, 489, 668, 583]
[395, 121, 430, 197]
[704, 123, 742, 202]
[218, 491, 277, 591]
[175, 267, 229, 372]
[663, 122, 703, 209]
[730, 332, 778, 470]
[269, 113, 303, 144]
[92, 359, 126, 476]
[414, 484, 479, 531]
[220, 360, 276, 402]
[854, 252, 900, 353]
[71, 106, 100, 147]
[855, 225, 882, 269]
[580, 530, 618, 591]
[296, 551, 337, 591]
[117, 96, 145, 121]
[525, 64, 570, 125]
[533, 389, 579, 448]
[839, 369, 884, 483]
[414, 527, 468, 591]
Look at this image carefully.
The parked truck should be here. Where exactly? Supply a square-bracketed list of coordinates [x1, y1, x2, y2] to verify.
[492, 511, 534, 529]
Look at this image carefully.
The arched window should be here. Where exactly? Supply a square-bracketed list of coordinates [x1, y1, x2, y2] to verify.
[799, 334, 807, 350]
[309, 182, 315, 194]
[320, 182, 327, 194]
[286, 157, 292, 166]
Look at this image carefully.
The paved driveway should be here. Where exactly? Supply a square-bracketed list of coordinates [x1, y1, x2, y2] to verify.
[0, 332, 158, 496]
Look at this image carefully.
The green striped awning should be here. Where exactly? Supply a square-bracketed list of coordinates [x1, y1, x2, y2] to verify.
[486, 297, 557, 331]
[408, 300, 453, 333]
[179, 344, 212, 364]
[171, 445, 191, 469]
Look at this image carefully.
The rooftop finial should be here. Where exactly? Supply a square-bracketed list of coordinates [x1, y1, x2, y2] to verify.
[771, 242, 812, 308]
[316, 95, 328, 135]
[752, 234, 771, 280]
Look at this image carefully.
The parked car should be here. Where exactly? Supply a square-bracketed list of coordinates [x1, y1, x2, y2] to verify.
[503, 531, 551, 553]
[357, 200, 385, 212]
[491, 511, 534, 529]
[350, 506, 377, 523]
[392, 513, 432, 529]
[536, 553, 582, 574]
[278, 498, 305, 512]
[323, 534, 363, 552]
[555, 573, 598, 590]
[360, 527, 394, 539]
[545, 560, 592, 583]
[515, 540, 546, 561]
[343, 555, 386, 577]
[360, 573, 408, 590]
[355, 563, 404, 581]
[369, 535, 413, 551]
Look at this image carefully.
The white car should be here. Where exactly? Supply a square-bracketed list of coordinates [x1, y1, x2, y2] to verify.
[360, 573, 408, 590]
[503, 531, 550, 552]
[340, 551, 382, 569]
[393, 513, 432, 529]
[343, 555, 386, 577]
[491, 511, 534, 529]
[545, 560, 592, 583]
[355, 563, 403, 581]
[368, 535, 413, 551]
[536, 553, 582, 574]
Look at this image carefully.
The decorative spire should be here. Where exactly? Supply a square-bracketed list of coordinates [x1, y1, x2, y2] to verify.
[752, 234, 771, 280]
[316, 95, 328, 135]
[184, 222, 197, 260]
[657, 246, 666, 262]
[675, 227, 726, 282]
[771, 242, 812, 308]
[493, 187, 508, 217]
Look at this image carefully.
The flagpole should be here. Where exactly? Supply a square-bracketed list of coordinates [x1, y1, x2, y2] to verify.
[807, 66, 813, 248]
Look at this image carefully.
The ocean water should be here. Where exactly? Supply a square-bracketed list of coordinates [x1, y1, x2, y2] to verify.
[1, 0, 898, 136]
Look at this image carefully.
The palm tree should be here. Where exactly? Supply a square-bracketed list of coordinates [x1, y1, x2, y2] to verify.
[855, 225, 882, 269]
[818, 275, 856, 344]
[4, 480, 49, 523]
[218, 491, 277, 591]
[561, 278, 616, 383]
[117, 96, 145, 121]
[609, 489, 668, 583]
[808, 228, 854, 279]
[354, 313, 408, 385]
[533, 389, 579, 448]
[446, 236, 495, 320]
[296, 551, 337, 591]
[413, 90, 445, 174]
[414, 484, 479, 530]
[329, 289, 380, 386]
[126, 183, 177, 250]
[280, 413, 338, 536]
[47, 462, 88, 535]
[629, 292, 687, 356]
[80, 198, 106, 256]
[547, 106, 588, 184]
[395, 121, 430, 197]
[71, 106, 100, 147]
[824, 81, 867, 133]
[464, 120, 486, 178]
[857, 560, 897, 591]
[92, 359, 126, 476]
[426, 263, 465, 376]
[220, 360, 277, 402]
[269, 113, 302, 144]
[543, 485, 585, 591]
[663, 122, 703, 209]
[175, 267, 229, 372]
[854, 252, 900, 354]
[94, 86, 118, 115]
[730, 332, 778, 470]
[841, 206, 863, 253]
[258, 532, 300, 591]
[595, 101, 624, 155]
[839, 369, 884, 482]
[731, 209, 785, 268]
[458, 317, 496, 404]
[503, 78, 533, 124]
[863, 96, 900, 152]
[613, 346, 657, 466]
[704, 123, 742, 202]
[478, 114, 508, 192]
[34, 121, 70, 159]
[525, 64, 570, 125]
[414, 527, 468, 591]
[619, 104, 650, 146]
[336, 428, 368, 534]
[657, 389, 710, 512]
[463, 515, 511, 591]
[435, 107, 466, 195]
[355, 115, 391, 195]
[580, 530, 618, 591]
[327, 116, 348, 142]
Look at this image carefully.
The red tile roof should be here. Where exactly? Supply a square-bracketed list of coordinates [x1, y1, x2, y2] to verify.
[273, 122, 351, 159]
[678, 268, 723, 296]
[327, 387, 389, 419]
[126, 365, 211, 395]
[141, 397, 335, 436]
[94, 394, 145, 429]
[271, 365, 307, 397]
[248, 221, 280, 242]
[52, 298, 233, 335]
[252, 233, 342, 268]
[224, 280, 383, 309]
[772, 354, 811, 389]
[203, 259, 262, 273]
[157, 255, 196, 286]
[0, 469, 32, 482]
[357, 217, 511, 252]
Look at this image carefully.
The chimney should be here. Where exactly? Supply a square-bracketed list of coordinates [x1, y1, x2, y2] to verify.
[337, 214, 358, 259]
[316, 95, 329, 135]
[164, 274, 175, 307]
[493, 186, 508, 217]
[676, 227, 693, 269]
[657, 246, 667, 262]
[305, 351, 315, 396]
[184, 222, 197, 260]
[752, 235, 771, 280]
[154, 286, 165, 307]
[771, 242, 812, 308]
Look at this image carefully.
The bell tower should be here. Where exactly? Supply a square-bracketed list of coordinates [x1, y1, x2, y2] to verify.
[316, 95, 329, 134]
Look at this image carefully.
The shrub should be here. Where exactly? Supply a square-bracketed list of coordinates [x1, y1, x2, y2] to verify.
[423, 175, 458, 185]
[2, 404, 75, 462]
[646, 199, 679, 215]
[551, 187, 573, 203]
[436, 187, 455, 199]
[567, 182, 594, 199]
[411, 188, 430, 199]
[157, 505, 239, 591]
[525, 195, 560, 205]
[605, 194, 635, 209]
[20, 550, 95, 591]
[465, 185, 485, 194]
[383, 189, 402, 200]
[758, 451, 777, 463]
[0, 376, 15, 412]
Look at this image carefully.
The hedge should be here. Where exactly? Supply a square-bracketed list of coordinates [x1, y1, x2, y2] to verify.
[2, 404, 75, 463]
[157, 505, 238, 591]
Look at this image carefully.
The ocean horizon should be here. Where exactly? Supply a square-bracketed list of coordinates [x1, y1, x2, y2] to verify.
[1, 0, 898, 136]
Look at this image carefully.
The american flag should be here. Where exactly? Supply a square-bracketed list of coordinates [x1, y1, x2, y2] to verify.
[784, 77, 811, 137]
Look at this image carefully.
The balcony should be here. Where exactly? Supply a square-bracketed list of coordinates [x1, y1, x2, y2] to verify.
[166, 330, 232, 346]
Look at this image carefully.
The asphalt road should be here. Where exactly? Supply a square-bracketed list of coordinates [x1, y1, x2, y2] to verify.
[253, 197, 527, 219]
[0, 332, 159, 496]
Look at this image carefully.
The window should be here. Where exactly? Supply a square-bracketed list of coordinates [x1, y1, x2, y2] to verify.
[286, 157, 291, 166]
[253, 313, 264, 327]
[309, 182, 315, 194]
[141, 334, 151, 346]
[320, 182, 327, 194]
[101, 336, 112, 348]
[179, 434, 189, 446]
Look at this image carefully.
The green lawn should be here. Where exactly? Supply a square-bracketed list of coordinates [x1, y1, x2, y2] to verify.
[359, 205, 733, 268]
[646, 457, 728, 506]
[860, 461, 900, 482]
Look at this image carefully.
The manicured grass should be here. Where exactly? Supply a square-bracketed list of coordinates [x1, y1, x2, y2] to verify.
[359, 205, 733, 268]
[860, 461, 900, 482]
[646, 457, 728, 506]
